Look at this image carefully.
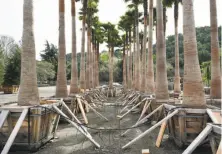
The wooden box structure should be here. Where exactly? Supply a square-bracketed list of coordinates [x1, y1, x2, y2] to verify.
[165, 104, 213, 148]
[0, 101, 61, 152]
[3, 85, 19, 94]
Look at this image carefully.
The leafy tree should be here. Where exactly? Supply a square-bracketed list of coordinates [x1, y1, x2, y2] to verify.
[201, 61, 211, 86]
[3, 46, 21, 86]
[40, 41, 58, 80]
[0, 48, 4, 85]
[36, 61, 55, 83]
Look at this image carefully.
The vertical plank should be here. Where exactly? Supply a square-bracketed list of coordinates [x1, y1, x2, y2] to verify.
[179, 110, 186, 143]
[0, 110, 10, 128]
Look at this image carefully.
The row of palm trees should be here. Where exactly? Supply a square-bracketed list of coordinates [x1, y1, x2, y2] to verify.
[119, 0, 221, 106]
[17, 0, 220, 106]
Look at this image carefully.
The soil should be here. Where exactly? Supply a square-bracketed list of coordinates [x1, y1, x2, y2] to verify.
[8, 97, 212, 154]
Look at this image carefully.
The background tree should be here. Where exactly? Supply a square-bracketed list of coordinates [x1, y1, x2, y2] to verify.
[37, 61, 55, 83]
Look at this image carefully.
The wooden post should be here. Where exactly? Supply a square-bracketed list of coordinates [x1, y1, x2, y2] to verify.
[77, 97, 88, 124]
[1, 109, 28, 154]
[32, 108, 41, 142]
[156, 121, 167, 147]
[182, 124, 212, 154]
[178, 110, 186, 143]
[122, 110, 178, 149]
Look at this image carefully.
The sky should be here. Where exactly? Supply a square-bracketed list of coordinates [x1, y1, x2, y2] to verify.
[0, 0, 221, 60]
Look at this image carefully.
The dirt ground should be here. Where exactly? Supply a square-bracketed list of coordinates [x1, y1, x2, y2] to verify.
[8, 97, 212, 154]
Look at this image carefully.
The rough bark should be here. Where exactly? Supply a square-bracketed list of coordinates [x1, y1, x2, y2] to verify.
[96, 42, 100, 86]
[86, 28, 91, 89]
[18, 0, 39, 105]
[56, 0, 68, 97]
[182, 0, 206, 106]
[80, 0, 87, 90]
[70, 0, 79, 94]
[128, 30, 132, 89]
[132, 27, 136, 89]
[109, 47, 114, 89]
[156, 0, 169, 100]
[135, 7, 140, 91]
[123, 40, 127, 90]
[210, 0, 221, 98]
[174, 0, 181, 93]
[146, 0, 155, 94]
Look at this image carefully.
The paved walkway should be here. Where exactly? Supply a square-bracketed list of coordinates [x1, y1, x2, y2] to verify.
[0, 86, 68, 105]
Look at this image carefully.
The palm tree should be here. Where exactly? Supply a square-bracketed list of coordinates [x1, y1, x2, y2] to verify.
[146, 0, 155, 94]
[79, 0, 88, 91]
[140, 0, 148, 92]
[210, 0, 221, 99]
[70, 0, 79, 95]
[173, 0, 181, 94]
[182, 0, 206, 106]
[18, 0, 39, 105]
[56, 0, 68, 97]
[122, 34, 127, 90]
[155, 0, 169, 100]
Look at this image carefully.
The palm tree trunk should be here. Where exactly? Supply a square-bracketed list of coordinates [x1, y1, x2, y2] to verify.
[129, 29, 132, 89]
[56, 0, 68, 97]
[18, 0, 39, 105]
[210, 0, 221, 99]
[141, 0, 148, 92]
[163, 7, 166, 36]
[86, 28, 90, 89]
[109, 47, 113, 89]
[146, 0, 155, 94]
[156, 0, 169, 100]
[173, 0, 181, 93]
[123, 39, 127, 90]
[136, 6, 140, 91]
[80, 0, 87, 90]
[96, 41, 100, 86]
[132, 26, 136, 89]
[182, 0, 206, 106]
[70, 0, 79, 94]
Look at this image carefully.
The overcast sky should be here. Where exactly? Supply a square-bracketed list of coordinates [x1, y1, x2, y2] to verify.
[0, 0, 221, 60]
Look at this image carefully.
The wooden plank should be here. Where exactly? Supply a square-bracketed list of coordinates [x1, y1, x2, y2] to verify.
[182, 124, 212, 154]
[122, 110, 179, 149]
[137, 101, 150, 123]
[1, 109, 28, 154]
[77, 98, 88, 124]
[0, 110, 10, 128]
[142, 149, 150, 154]
[179, 111, 186, 143]
[156, 121, 167, 148]
[207, 109, 221, 124]
[209, 135, 217, 154]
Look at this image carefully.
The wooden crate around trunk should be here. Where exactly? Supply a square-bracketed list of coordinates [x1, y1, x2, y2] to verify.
[0, 102, 61, 152]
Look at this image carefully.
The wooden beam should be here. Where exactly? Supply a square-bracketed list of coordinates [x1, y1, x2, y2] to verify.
[0, 110, 10, 128]
[142, 149, 150, 154]
[137, 101, 150, 123]
[209, 135, 217, 154]
[52, 105, 100, 147]
[207, 109, 221, 124]
[182, 124, 212, 154]
[122, 110, 178, 149]
[216, 141, 222, 154]
[156, 121, 167, 148]
[77, 98, 88, 124]
[121, 104, 164, 136]
[1, 109, 28, 154]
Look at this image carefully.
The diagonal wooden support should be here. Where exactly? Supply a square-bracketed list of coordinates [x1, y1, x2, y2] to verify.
[118, 100, 144, 120]
[1, 109, 28, 154]
[121, 104, 164, 136]
[137, 100, 151, 123]
[122, 109, 178, 149]
[52, 105, 100, 148]
[156, 121, 167, 147]
[216, 141, 222, 154]
[82, 100, 109, 121]
[182, 124, 213, 154]
[0, 110, 10, 128]
[77, 97, 88, 124]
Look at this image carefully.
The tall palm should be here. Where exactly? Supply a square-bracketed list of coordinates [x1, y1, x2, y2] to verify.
[70, 0, 79, 95]
[79, 0, 88, 91]
[18, 0, 39, 105]
[155, 0, 169, 100]
[210, 0, 221, 99]
[140, 0, 148, 92]
[146, 0, 155, 94]
[56, 0, 68, 97]
[182, 0, 206, 106]
[173, 0, 181, 93]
